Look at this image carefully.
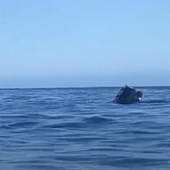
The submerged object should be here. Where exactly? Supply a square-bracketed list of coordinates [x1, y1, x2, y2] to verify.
[114, 85, 143, 104]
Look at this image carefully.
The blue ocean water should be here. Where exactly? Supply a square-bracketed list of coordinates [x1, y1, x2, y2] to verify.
[0, 87, 170, 170]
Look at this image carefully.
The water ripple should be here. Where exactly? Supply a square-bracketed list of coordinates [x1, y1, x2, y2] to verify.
[1, 87, 170, 170]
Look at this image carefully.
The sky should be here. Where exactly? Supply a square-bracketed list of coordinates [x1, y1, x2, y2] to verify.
[0, 0, 170, 88]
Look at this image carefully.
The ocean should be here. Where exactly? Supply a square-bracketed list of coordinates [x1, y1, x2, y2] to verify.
[0, 87, 170, 170]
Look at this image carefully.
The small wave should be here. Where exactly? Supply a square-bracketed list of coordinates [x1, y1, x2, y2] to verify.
[44, 122, 85, 129]
[99, 156, 168, 167]
[0, 125, 13, 129]
[58, 136, 103, 142]
[142, 100, 169, 104]
[18, 164, 57, 170]
[83, 116, 112, 125]
[24, 113, 62, 120]
[44, 116, 112, 129]
[117, 129, 158, 135]
[7, 121, 39, 128]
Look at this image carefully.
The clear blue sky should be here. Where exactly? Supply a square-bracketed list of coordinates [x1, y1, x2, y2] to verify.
[0, 0, 170, 88]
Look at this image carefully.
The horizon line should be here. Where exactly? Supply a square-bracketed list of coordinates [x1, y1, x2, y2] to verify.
[0, 85, 170, 90]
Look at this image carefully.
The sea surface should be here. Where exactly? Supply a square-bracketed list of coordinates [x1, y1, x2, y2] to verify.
[0, 87, 170, 170]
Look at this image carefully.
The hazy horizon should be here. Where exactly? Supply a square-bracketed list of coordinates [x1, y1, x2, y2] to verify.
[1, 0, 170, 88]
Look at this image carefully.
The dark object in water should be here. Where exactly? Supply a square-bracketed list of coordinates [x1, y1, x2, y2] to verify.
[114, 85, 143, 104]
